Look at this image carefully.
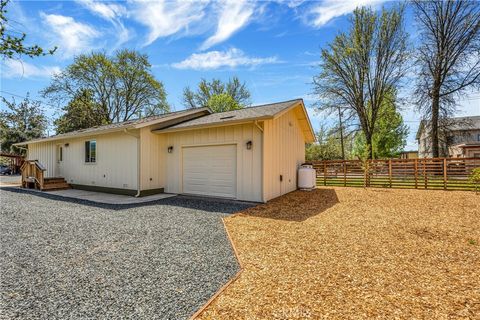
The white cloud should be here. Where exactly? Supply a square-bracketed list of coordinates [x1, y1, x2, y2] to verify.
[309, 0, 384, 28]
[1, 59, 61, 79]
[76, 0, 130, 46]
[131, 0, 208, 46]
[76, 0, 127, 20]
[40, 13, 100, 57]
[172, 48, 278, 70]
[200, 0, 255, 50]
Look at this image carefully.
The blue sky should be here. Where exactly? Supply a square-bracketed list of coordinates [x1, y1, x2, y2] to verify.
[1, 0, 479, 149]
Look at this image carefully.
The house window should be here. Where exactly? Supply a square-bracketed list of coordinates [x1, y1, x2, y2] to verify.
[477, 134, 480, 142]
[85, 140, 96, 163]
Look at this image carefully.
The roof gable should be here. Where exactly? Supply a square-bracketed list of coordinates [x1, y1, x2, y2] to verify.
[154, 99, 315, 142]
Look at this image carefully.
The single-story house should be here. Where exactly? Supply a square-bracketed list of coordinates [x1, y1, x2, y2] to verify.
[14, 99, 315, 202]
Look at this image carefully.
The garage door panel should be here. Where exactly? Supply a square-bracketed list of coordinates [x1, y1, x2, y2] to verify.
[182, 145, 237, 198]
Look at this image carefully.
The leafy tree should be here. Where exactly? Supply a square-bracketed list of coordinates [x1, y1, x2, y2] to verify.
[183, 77, 250, 111]
[352, 91, 408, 159]
[206, 93, 242, 113]
[42, 49, 169, 123]
[306, 124, 354, 161]
[413, 0, 480, 158]
[0, 94, 47, 154]
[313, 5, 409, 159]
[0, 0, 56, 59]
[54, 89, 107, 134]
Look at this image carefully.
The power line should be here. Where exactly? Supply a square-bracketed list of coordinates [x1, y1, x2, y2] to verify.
[0, 90, 58, 109]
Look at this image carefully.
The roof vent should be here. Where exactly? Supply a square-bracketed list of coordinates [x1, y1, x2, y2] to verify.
[220, 115, 235, 120]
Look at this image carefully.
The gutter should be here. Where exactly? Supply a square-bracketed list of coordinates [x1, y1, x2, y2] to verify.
[123, 128, 141, 197]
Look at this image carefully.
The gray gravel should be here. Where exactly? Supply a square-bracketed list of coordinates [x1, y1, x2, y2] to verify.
[0, 188, 253, 319]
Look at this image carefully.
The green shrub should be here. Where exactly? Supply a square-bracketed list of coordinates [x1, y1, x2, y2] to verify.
[469, 168, 480, 193]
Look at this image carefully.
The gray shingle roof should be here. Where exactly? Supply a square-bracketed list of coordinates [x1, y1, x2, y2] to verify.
[15, 108, 210, 145]
[416, 115, 480, 139]
[160, 99, 303, 131]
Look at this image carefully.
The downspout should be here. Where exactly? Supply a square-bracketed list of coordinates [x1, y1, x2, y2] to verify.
[254, 120, 266, 202]
[124, 128, 141, 197]
[254, 120, 264, 132]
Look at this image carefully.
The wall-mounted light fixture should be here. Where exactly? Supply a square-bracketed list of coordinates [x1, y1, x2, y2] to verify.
[167, 146, 174, 153]
[64, 143, 69, 147]
[246, 140, 252, 150]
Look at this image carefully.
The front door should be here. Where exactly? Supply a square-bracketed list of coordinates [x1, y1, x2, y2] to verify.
[56, 144, 63, 177]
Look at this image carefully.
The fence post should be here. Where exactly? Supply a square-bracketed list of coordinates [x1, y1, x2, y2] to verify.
[388, 159, 392, 188]
[443, 158, 447, 190]
[414, 159, 418, 189]
[344, 161, 347, 187]
[424, 159, 427, 189]
[323, 162, 326, 186]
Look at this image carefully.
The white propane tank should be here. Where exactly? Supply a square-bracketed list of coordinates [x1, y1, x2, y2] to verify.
[298, 164, 316, 190]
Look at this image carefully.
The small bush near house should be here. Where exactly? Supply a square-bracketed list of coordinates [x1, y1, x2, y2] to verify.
[469, 168, 480, 193]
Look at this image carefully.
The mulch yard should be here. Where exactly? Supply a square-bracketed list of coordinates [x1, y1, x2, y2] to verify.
[198, 187, 480, 319]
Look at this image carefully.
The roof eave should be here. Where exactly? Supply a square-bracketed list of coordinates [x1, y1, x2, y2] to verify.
[13, 126, 135, 146]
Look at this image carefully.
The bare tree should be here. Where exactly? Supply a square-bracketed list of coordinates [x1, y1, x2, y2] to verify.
[313, 5, 409, 158]
[413, 0, 480, 157]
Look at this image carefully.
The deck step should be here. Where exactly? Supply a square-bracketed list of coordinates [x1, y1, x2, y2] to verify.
[44, 177, 67, 184]
[42, 182, 71, 191]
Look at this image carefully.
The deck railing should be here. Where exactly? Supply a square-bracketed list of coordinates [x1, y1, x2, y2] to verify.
[312, 157, 480, 191]
[20, 160, 46, 190]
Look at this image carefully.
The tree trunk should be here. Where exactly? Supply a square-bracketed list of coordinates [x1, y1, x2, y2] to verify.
[431, 90, 440, 158]
[338, 108, 345, 160]
[365, 131, 374, 159]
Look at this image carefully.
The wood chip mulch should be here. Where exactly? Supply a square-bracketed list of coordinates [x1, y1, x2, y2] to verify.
[197, 187, 480, 319]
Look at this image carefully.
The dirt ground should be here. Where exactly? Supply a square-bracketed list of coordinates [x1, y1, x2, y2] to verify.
[198, 187, 480, 319]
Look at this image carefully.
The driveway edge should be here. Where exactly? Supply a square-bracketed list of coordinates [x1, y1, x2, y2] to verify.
[189, 215, 244, 320]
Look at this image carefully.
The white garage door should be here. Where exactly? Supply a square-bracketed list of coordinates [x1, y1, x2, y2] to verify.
[182, 145, 237, 198]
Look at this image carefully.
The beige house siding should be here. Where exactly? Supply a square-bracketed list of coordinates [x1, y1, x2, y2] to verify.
[27, 141, 58, 178]
[160, 123, 263, 202]
[28, 132, 138, 190]
[263, 107, 306, 202]
[139, 127, 167, 191]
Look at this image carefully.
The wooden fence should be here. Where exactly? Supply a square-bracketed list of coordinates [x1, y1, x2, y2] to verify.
[312, 158, 480, 191]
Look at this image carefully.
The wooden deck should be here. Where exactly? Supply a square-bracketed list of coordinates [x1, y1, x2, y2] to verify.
[20, 160, 70, 191]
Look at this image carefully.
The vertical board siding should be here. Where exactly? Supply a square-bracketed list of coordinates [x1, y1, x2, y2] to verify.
[263, 108, 306, 202]
[27, 132, 138, 190]
[162, 123, 262, 202]
[140, 127, 166, 191]
[27, 142, 57, 177]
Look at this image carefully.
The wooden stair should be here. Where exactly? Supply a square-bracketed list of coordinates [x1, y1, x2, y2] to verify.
[41, 177, 70, 191]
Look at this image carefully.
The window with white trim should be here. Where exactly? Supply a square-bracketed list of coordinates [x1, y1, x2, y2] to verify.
[85, 140, 96, 163]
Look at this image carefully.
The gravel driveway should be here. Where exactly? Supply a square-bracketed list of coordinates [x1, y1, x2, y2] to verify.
[0, 188, 253, 319]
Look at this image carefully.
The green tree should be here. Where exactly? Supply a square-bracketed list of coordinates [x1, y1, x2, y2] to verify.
[0, 0, 56, 59]
[313, 5, 409, 159]
[352, 93, 408, 159]
[0, 94, 47, 154]
[42, 49, 169, 123]
[206, 93, 242, 113]
[54, 89, 107, 134]
[183, 76, 250, 111]
[306, 124, 353, 161]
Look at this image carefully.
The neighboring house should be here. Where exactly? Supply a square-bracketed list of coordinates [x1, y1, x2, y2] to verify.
[399, 151, 418, 159]
[416, 116, 480, 158]
[14, 99, 315, 202]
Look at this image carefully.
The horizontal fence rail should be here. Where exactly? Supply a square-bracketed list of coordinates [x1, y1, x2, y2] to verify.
[312, 158, 480, 191]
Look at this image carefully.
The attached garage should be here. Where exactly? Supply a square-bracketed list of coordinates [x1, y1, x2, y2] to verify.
[182, 145, 237, 198]
[17, 99, 315, 202]
[154, 99, 315, 202]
